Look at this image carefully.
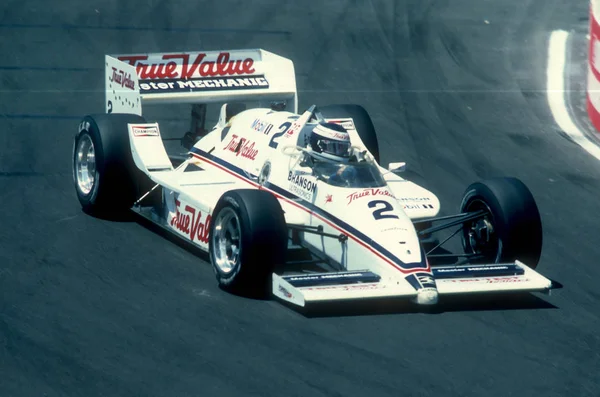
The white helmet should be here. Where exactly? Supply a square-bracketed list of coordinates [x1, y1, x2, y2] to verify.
[309, 122, 351, 162]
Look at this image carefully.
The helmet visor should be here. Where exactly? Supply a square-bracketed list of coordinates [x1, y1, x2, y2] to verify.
[318, 138, 351, 157]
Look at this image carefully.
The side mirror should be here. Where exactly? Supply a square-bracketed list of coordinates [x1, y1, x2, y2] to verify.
[388, 162, 406, 173]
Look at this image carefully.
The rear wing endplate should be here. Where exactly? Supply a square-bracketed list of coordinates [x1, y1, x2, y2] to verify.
[105, 49, 298, 115]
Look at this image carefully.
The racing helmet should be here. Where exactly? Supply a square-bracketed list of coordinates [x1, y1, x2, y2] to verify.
[309, 122, 351, 162]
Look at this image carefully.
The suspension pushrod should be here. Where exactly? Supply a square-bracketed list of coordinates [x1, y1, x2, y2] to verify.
[418, 210, 487, 236]
[413, 212, 474, 224]
[426, 227, 462, 255]
[287, 224, 347, 241]
[426, 253, 481, 258]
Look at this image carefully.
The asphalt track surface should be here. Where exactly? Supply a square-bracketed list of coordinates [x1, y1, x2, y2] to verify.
[1, 1, 599, 396]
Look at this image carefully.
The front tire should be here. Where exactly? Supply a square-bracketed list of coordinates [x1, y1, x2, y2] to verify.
[459, 177, 543, 268]
[209, 189, 288, 297]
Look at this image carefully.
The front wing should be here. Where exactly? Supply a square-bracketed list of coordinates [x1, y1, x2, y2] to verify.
[272, 261, 553, 307]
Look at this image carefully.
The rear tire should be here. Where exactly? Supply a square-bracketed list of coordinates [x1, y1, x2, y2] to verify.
[319, 104, 380, 163]
[459, 177, 543, 268]
[73, 113, 151, 215]
[209, 189, 288, 297]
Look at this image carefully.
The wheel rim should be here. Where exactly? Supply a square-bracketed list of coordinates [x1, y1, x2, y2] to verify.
[462, 199, 500, 261]
[212, 207, 242, 274]
[75, 134, 96, 195]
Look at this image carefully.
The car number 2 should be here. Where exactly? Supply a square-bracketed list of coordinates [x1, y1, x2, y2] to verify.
[368, 200, 399, 220]
[268, 122, 292, 148]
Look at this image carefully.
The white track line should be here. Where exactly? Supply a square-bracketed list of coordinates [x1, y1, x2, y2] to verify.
[547, 29, 600, 161]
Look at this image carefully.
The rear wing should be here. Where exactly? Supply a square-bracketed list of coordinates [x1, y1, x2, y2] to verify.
[104, 49, 298, 116]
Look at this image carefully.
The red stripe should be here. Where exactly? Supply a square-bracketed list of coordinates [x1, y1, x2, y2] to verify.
[588, 5, 600, 133]
[191, 152, 430, 275]
[587, 93, 600, 133]
[590, 8, 600, 84]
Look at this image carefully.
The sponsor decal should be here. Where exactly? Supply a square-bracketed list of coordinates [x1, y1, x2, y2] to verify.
[314, 123, 350, 141]
[325, 194, 333, 204]
[302, 283, 382, 291]
[278, 285, 292, 298]
[396, 197, 431, 202]
[432, 264, 524, 279]
[326, 118, 356, 131]
[289, 184, 314, 201]
[138, 76, 269, 93]
[119, 52, 257, 80]
[467, 266, 511, 272]
[403, 203, 434, 210]
[118, 52, 269, 93]
[446, 278, 479, 283]
[487, 277, 527, 284]
[444, 276, 528, 284]
[435, 265, 509, 274]
[284, 271, 381, 287]
[250, 118, 273, 135]
[288, 171, 317, 200]
[170, 199, 211, 244]
[283, 119, 305, 139]
[347, 188, 395, 205]
[223, 134, 258, 160]
[109, 67, 135, 90]
[131, 125, 159, 137]
[288, 272, 365, 282]
[380, 226, 407, 232]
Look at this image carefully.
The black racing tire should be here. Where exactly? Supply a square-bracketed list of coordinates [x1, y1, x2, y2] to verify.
[209, 189, 288, 297]
[72, 113, 151, 215]
[459, 177, 543, 269]
[319, 104, 380, 163]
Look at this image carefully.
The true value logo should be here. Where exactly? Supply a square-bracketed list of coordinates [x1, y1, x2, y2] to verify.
[223, 134, 258, 160]
[118, 52, 256, 80]
[170, 199, 210, 244]
[346, 188, 394, 205]
[109, 67, 135, 90]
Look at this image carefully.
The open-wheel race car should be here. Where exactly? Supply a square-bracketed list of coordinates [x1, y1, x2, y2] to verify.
[72, 49, 553, 307]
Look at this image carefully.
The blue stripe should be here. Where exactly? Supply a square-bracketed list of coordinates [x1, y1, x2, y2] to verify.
[404, 274, 421, 290]
[190, 147, 430, 273]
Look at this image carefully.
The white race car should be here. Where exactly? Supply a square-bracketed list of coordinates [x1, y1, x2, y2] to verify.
[72, 49, 554, 307]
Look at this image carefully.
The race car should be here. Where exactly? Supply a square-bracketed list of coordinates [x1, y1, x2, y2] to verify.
[72, 49, 554, 307]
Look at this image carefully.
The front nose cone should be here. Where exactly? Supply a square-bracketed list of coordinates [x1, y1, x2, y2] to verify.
[413, 288, 439, 305]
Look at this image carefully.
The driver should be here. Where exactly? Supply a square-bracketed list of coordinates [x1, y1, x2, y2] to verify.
[308, 121, 352, 162]
[307, 122, 357, 185]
